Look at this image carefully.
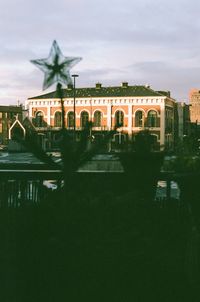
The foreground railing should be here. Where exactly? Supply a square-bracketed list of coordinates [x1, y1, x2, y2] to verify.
[0, 180, 44, 207]
[0, 169, 62, 208]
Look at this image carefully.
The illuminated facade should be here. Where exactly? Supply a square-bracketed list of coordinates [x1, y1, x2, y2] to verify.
[26, 83, 176, 150]
[189, 89, 200, 124]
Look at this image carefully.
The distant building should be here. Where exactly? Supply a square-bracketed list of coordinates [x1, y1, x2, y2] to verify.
[0, 105, 23, 145]
[26, 83, 177, 151]
[189, 89, 200, 124]
[176, 102, 190, 140]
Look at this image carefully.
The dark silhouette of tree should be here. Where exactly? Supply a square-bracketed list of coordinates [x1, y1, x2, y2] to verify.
[134, 130, 154, 154]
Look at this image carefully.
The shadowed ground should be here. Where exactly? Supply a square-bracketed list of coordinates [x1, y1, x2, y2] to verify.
[0, 174, 196, 302]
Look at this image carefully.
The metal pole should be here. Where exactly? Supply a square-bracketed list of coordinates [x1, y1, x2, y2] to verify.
[72, 74, 79, 141]
[111, 101, 113, 129]
[57, 83, 65, 130]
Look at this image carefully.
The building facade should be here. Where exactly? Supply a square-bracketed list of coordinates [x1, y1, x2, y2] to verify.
[0, 105, 23, 146]
[189, 89, 200, 124]
[176, 102, 191, 140]
[26, 83, 176, 151]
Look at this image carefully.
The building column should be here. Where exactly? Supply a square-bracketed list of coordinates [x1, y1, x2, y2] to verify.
[128, 104, 132, 136]
[160, 102, 165, 150]
[47, 106, 51, 126]
[107, 102, 112, 130]
[29, 106, 32, 118]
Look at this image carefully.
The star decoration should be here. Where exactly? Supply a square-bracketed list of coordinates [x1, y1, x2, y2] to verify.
[31, 40, 82, 90]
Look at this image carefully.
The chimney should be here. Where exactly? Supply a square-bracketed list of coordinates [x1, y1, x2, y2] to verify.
[121, 82, 128, 88]
[96, 83, 102, 89]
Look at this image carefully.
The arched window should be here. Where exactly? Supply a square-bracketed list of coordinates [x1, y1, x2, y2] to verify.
[81, 111, 89, 127]
[150, 134, 159, 151]
[35, 111, 44, 127]
[151, 134, 158, 144]
[67, 111, 75, 128]
[54, 111, 62, 127]
[135, 111, 144, 127]
[93, 111, 102, 127]
[115, 111, 124, 127]
[147, 110, 157, 127]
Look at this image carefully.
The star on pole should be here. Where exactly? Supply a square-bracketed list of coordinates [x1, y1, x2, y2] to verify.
[30, 40, 82, 90]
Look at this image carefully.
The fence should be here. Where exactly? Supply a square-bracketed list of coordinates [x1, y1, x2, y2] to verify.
[0, 169, 62, 208]
[0, 180, 46, 207]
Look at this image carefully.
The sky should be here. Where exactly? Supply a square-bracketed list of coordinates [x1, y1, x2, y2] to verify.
[1, 0, 200, 105]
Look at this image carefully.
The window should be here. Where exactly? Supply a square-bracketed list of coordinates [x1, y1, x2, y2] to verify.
[135, 111, 144, 127]
[151, 134, 158, 144]
[54, 111, 62, 127]
[115, 111, 124, 127]
[67, 111, 74, 128]
[11, 125, 24, 140]
[81, 111, 89, 127]
[35, 111, 44, 127]
[93, 111, 102, 127]
[147, 110, 157, 127]
[114, 133, 126, 144]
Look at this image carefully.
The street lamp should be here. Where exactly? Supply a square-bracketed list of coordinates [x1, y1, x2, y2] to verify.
[72, 74, 79, 140]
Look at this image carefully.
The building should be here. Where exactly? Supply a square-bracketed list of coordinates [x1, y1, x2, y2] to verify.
[26, 83, 176, 151]
[176, 102, 191, 140]
[189, 89, 200, 124]
[0, 105, 23, 146]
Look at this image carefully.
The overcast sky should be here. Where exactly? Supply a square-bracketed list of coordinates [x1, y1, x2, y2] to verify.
[1, 0, 200, 105]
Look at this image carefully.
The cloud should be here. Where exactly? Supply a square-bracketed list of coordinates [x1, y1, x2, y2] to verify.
[0, 0, 200, 104]
[124, 60, 200, 101]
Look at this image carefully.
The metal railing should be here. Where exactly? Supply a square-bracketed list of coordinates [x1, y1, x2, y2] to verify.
[0, 180, 45, 207]
[0, 169, 62, 208]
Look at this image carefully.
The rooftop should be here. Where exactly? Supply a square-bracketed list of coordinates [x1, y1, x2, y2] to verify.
[0, 105, 22, 112]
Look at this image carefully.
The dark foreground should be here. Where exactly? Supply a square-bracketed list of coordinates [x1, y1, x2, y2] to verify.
[0, 175, 199, 302]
